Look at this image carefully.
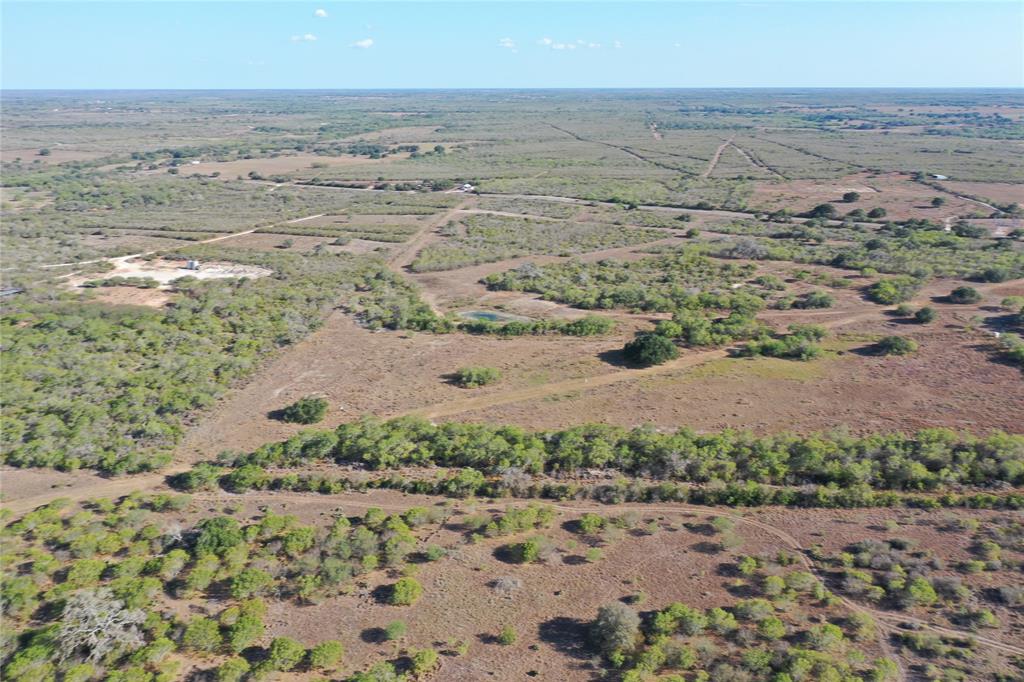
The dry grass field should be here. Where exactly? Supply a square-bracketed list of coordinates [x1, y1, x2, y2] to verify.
[2, 90, 1022, 682]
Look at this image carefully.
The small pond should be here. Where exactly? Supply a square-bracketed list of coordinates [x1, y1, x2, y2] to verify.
[458, 310, 532, 323]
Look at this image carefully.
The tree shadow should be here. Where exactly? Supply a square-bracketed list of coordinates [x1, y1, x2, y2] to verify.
[538, 616, 592, 661]
[597, 348, 631, 368]
[563, 555, 588, 566]
[361, 627, 387, 644]
[492, 544, 523, 565]
[691, 541, 723, 555]
[370, 584, 393, 605]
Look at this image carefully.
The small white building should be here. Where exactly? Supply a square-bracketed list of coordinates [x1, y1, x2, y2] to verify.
[461, 183, 475, 192]
[185, 260, 200, 271]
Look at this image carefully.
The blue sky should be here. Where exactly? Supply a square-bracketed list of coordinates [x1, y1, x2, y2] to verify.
[2, 1, 1022, 89]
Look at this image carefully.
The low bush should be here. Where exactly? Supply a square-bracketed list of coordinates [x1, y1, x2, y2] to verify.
[280, 396, 329, 424]
[876, 336, 918, 356]
[453, 366, 501, 388]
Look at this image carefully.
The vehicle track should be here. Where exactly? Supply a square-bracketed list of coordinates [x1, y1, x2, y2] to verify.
[545, 122, 692, 174]
[37, 213, 326, 269]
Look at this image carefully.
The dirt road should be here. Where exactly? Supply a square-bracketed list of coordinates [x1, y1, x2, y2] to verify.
[702, 137, 734, 179]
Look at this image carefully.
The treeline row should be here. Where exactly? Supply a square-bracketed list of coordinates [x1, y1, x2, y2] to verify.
[173, 462, 1024, 510]
[198, 417, 1024, 491]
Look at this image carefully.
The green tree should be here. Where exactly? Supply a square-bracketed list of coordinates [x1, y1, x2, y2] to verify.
[623, 333, 679, 366]
[217, 658, 250, 682]
[591, 602, 640, 655]
[183, 617, 222, 654]
[948, 286, 981, 304]
[230, 568, 274, 599]
[226, 613, 264, 653]
[264, 637, 306, 671]
[842, 192, 860, 203]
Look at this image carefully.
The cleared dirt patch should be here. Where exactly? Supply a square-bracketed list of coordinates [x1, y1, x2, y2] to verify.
[941, 180, 1023, 206]
[87, 285, 173, 308]
[748, 172, 984, 221]
[65, 256, 272, 289]
[177, 153, 408, 179]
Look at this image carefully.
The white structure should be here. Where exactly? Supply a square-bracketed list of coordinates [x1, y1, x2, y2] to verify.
[185, 260, 200, 271]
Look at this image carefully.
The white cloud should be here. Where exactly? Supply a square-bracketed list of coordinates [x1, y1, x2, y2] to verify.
[613, 40, 623, 49]
[350, 38, 374, 49]
[540, 37, 602, 51]
[314, 8, 328, 18]
[290, 33, 318, 42]
[498, 37, 516, 49]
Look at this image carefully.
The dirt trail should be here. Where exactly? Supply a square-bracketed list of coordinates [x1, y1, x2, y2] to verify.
[401, 348, 731, 420]
[702, 137, 734, 179]
[389, 198, 472, 270]
[729, 140, 787, 180]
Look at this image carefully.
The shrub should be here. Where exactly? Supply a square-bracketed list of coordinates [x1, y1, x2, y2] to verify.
[876, 336, 918, 356]
[384, 620, 407, 640]
[793, 290, 834, 309]
[622, 333, 679, 366]
[913, 307, 937, 324]
[507, 536, 551, 564]
[948, 286, 981, 304]
[411, 648, 439, 675]
[389, 578, 423, 606]
[453, 366, 501, 388]
[758, 617, 786, 640]
[308, 641, 344, 670]
[842, 192, 861, 203]
[867, 207, 887, 219]
[280, 396, 329, 424]
[497, 625, 517, 645]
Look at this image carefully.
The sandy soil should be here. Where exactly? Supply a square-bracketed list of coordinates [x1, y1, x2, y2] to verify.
[87, 285, 174, 308]
[1, 147, 108, 165]
[65, 257, 272, 289]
